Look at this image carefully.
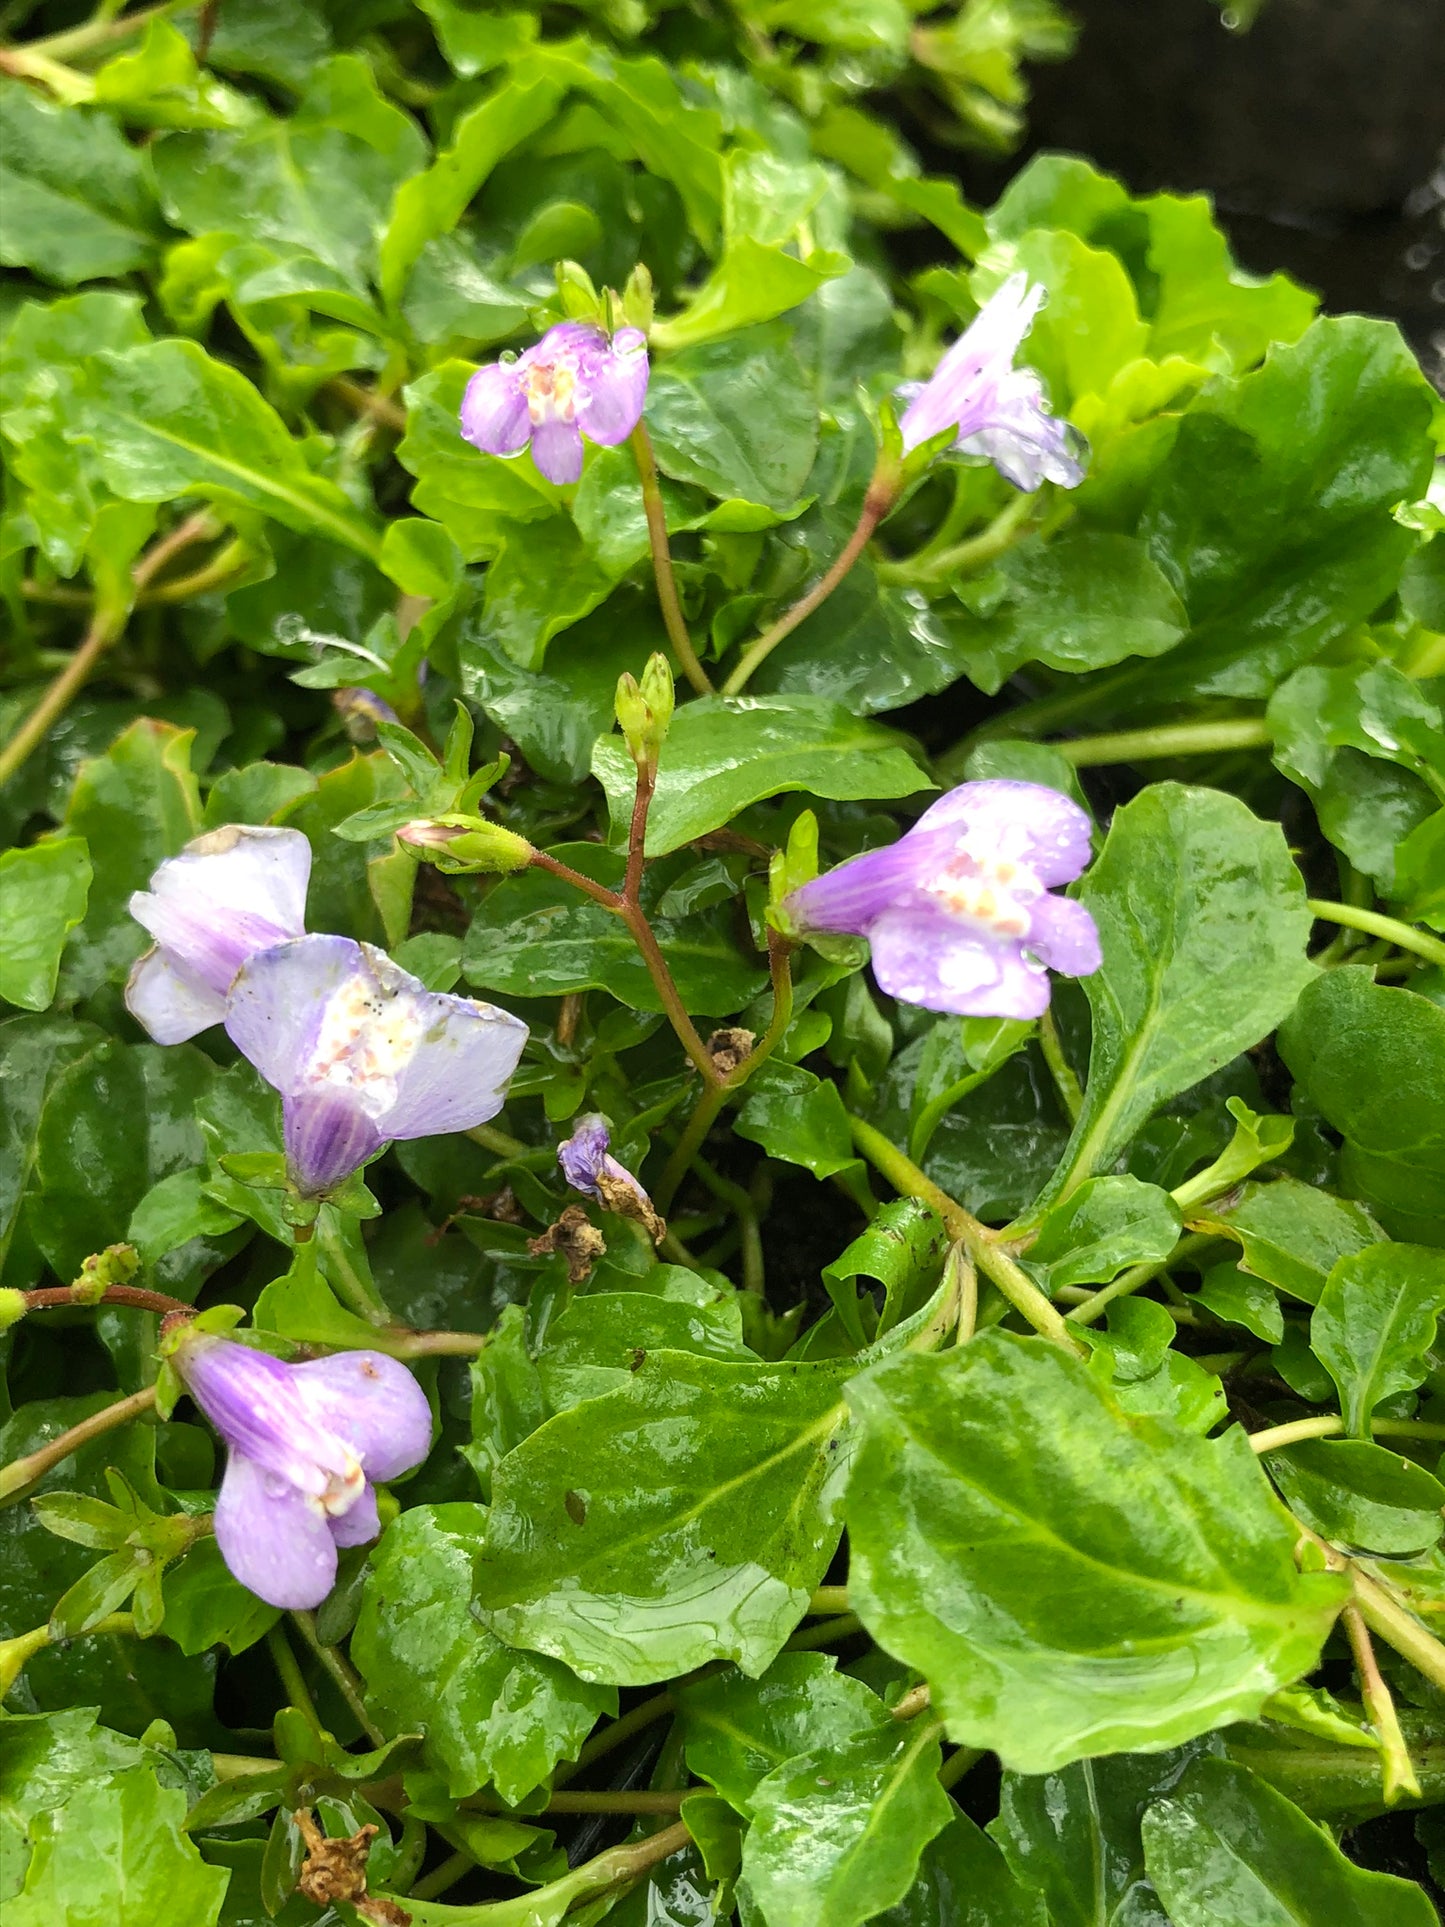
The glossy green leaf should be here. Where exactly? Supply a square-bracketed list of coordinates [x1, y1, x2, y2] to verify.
[5, 1767, 227, 1927]
[1140, 1755, 1435, 1927]
[736, 1063, 860, 1180]
[538, 1271, 751, 1409]
[874, 1812, 1047, 1927]
[1048, 784, 1315, 1205]
[741, 1716, 953, 1927]
[160, 1538, 281, 1655]
[1279, 970, 1445, 1246]
[1264, 1439, 1445, 1555]
[1310, 1242, 1445, 1436]
[1022, 1175, 1181, 1294]
[0, 1016, 102, 1288]
[472, 1352, 857, 1684]
[351, 1503, 614, 1804]
[1195, 1177, 1382, 1305]
[463, 843, 766, 1016]
[0, 840, 91, 1012]
[592, 696, 930, 856]
[844, 1333, 1346, 1773]
[1193, 1264, 1286, 1343]
[0, 82, 160, 285]
[646, 324, 820, 512]
[678, 1652, 888, 1812]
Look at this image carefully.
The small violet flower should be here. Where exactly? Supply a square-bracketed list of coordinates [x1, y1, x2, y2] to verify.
[174, 1333, 431, 1608]
[898, 272, 1086, 492]
[126, 826, 311, 1045]
[785, 780, 1102, 1020]
[558, 1114, 664, 1242]
[460, 321, 649, 486]
[225, 934, 528, 1196]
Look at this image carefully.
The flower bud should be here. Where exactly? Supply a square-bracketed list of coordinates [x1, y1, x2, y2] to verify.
[556, 258, 603, 322]
[398, 815, 534, 875]
[70, 1243, 140, 1306]
[615, 653, 674, 774]
[621, 261, 655, 334]
[767, 810, 820, 935]
[0, 1288, 28, 1333]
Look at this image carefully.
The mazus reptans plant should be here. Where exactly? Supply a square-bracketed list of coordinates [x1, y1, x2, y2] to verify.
[460, 320, 650, 485]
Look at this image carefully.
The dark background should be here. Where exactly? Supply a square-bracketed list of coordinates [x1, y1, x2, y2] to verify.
[955, 0, 1445, 391]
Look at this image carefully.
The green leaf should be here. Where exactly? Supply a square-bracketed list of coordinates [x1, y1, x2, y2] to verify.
[1194, 1265, 1286, 1343]
[821, 1201, 949, 1347]
[678, 1652, 888, 1812]
[472, 515, 613, 670]
[1264, 1439, 1445, 1556]
[160, 1537, 281, 1655]
[1140, 1755, 1436, 1927]
[1279, 970, 1445, 1246]
[5, 1767, 228, 1927]
[1048, 785, 1315, 1205]
[592, 696, 931, 857]
[0, 82, 160, 285]
[646, 324, 820, 512]
[1023, 1175, 1181, 1295]
[1195, 1177, 1382, 1305]
[538, 1272, 751, 1409]
[990, 1745, 1213, 1927]
[0, 840, 91, 1012]
[741, 1717, 953, 1927]
[463, 843, 766, 1017]
[0, 1016, 101, 1287]
[1137, 317, 1435, 697]
[351, 1503, 614, 1804]
[736, 1063, 860, 1180]
[472, 1352, 858, 1684]
[844, 1333, 1346, 1773]
[874, 1813, 1046, 1926]
[92, 19, 250, 131]
[949, 532, 1187, 695]
[276, 751, 406, 945]
[65, 340, 380, 557]
[1310, 1242, 1445, 1436]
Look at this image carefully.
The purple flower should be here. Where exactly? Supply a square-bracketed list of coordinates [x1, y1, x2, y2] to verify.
[224, 935, 529, 1196]
[175, 1333, 431, 1608]
[126, 826, 311, 1045]
[558, 1113, 663, 1239]
[898, 273, 1086, 492]
[460, 322, 649, 486]
[786, 780, 1101, 1019]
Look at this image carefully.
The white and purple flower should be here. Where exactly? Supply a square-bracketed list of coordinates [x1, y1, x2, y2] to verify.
[460, 321, 650, 486]
[786, 780, 1101, 1019]
[224, 934, 529, 1197]
[126, 825, 311, 1045]
[558, 1113, 663, 1241]
[899, 273, 1086, 492]
[174, 1333, 431, 1608]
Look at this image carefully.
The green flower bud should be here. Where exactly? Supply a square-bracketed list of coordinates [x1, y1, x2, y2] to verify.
[0, 1288, 28, 1333]
[615, 653, 674, 773]
[398, 815, 535, 876]
[71, 1243, 140, 1306]
[767, 809, 819, 936]
[556, 258, 603, 322]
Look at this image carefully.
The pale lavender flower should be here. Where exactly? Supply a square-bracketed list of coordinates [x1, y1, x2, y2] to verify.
[174, 1333, 431, 1608]
[460, 322, 649, 486]
[786, 780, 1101, 1020]
[225, 934, 528, 1197]
[558, 1113, 662, 1239]
[898, 273, 1086, 491]
[126, 826, 311, 1045]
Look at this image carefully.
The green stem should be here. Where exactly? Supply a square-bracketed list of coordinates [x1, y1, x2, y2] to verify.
[723, 497, 886, 696]
[567, 1692, 675, 1778]
[786, 1612, 862, 1651]
[1065, 1232, 1215, 1327]
[0, 1385, 157, 1505]
[379, 1327, 489, 1358]
[629, 422, 713, 696]
[410, 1849, 474, 1902]
[290, 1610, 384, 1746]
[266, 1623, 322, 1736]
[1343, 1601, 1423, 1802]
[691, 1157, 764, 1295]
[938, 1746, 985, 1792]
[1306, 900, 1445, 972]
[1036, 1008, 1083, 1123]
[808, 1586, 850, 1615]
[1251, 1415, 1445, 1454]
[315, 1219, 389, 1325]
[1055, 717, 1272, 767]
[28, 1, 188, 60]
[1, 1613, 135, 1698]
[1352, 1568, 1445, 1697]
[875, 489, 1034, 588]
[466, 1121, 528, 1158]
[847, 1115, 1084, 1353]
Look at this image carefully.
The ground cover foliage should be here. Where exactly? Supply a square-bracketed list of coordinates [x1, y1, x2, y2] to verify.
[2, 1, 1445, 1922]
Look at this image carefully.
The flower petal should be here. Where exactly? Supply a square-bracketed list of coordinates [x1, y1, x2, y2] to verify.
[129, 825, 311, 998]
[288, 1351, 434, 1483]
[899, 273, 1043, 451]
[530, 417, 585, 485]
[1026, 892, 1102, 978]
[214, 1450, 338, 1610]
[559, 1114, 612, 1195]
[381, 993, 529, 1141]
[460, 362, 530, 456]
[786, 837, 942, 936]
[125, 946, 228, 1045]
[225, 934, 364, 1096]
[868, 903, 1052, 1018]
[914, 780, 1093, 888]
[959, 369, 1088, 491]
[328, 1480, 381, 1549]
[179, 1336, 350, 1497]
[283, 1086, 385, 1196]
[574, 330, 649, 446]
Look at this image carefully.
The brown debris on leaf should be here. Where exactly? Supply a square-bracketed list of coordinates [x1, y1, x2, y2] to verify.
[593, 1167, 666, 1245]
[295, 1809, 381, 1910]
[529, 1204, 607, 1283]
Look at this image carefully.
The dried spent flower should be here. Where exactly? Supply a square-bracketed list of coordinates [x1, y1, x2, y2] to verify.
[558, 1114, 665, 1243]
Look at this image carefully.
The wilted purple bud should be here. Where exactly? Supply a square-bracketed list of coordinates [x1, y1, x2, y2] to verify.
[558, 1114, 664, 1242]
[786, 780, 1101, 1020]
[126, 826, 311, 1045]
[898, 273, 1086, 492]
[175, 1333, 431, 1608]
[460, 322, 649, 486]
[225, 934, 528, 1196]
[332, 687, 399, 742]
